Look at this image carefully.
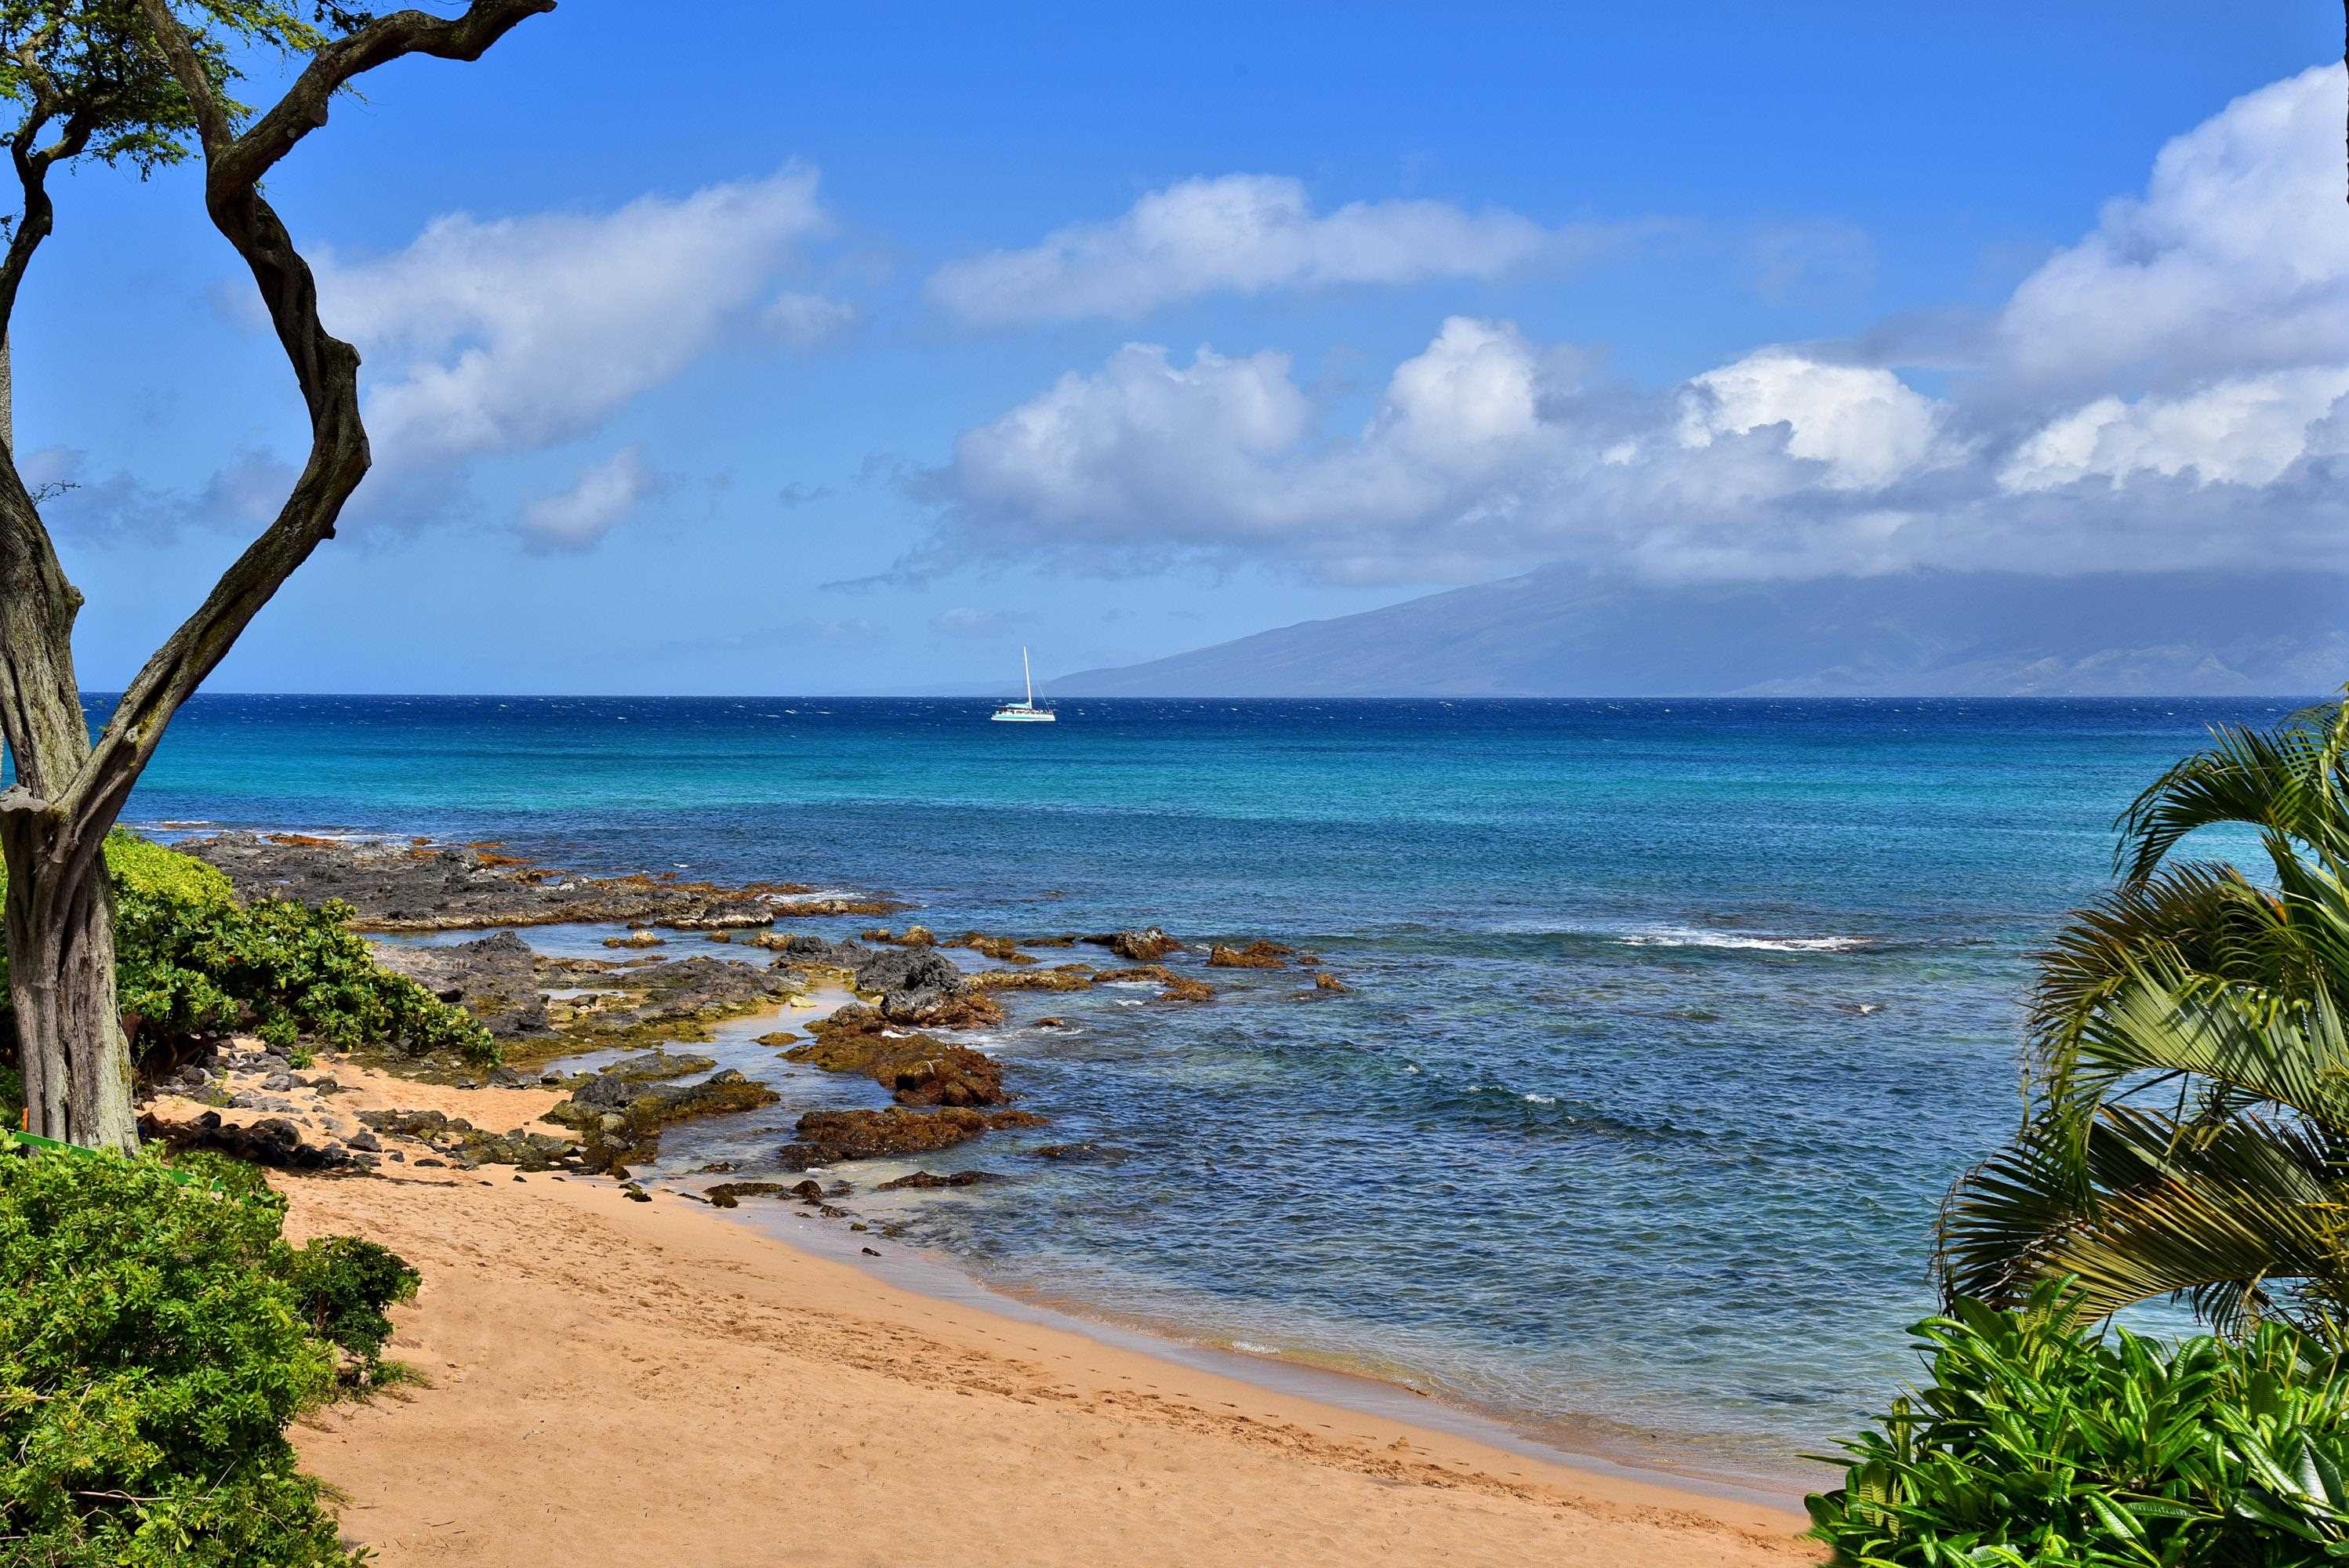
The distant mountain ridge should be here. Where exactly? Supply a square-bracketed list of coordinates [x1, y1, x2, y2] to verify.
[1052, 569, 2349, 698]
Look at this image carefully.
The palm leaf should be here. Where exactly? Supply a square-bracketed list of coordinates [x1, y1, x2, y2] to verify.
[2115, 698, 2349, 887]
[1940, 1106, 2344, 1334]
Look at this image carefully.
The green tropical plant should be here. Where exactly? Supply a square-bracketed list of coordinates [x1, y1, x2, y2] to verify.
[1938, 692, 2349, 1338]
[0, 1137, 419, 1566]
[1809, 1279, 2349, 1565]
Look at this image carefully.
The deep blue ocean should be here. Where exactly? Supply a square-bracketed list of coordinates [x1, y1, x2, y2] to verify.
[102, 692, 2306, 1480]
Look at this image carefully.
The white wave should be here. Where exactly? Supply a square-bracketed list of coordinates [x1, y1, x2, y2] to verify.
[1619, 925, 1872, 953]
[1229, 1341, 1280, 1356]
[1523, 1093, 1556, 1105]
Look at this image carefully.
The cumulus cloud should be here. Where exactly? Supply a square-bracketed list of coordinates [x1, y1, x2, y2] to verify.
[316, 166, 833, 467]
[2001, 367, 2349, 492]
[1997, 64, 2349, 390]
[517, 446, 668, 554]
[902, 65, 2349, 586]
[928, 173, 1614, 324]
[1678, 350, 1954, 490]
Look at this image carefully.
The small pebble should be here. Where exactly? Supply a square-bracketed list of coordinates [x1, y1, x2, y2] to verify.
[861, 1247, 881, 1257]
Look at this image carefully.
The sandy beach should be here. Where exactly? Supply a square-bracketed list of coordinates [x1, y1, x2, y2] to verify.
[276, 1083, 1817, 1567]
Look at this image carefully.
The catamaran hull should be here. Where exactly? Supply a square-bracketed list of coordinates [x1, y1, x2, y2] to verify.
[989, 710, 1057, 723]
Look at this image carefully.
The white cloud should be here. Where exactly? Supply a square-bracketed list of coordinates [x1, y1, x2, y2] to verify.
[906, 64, 2349, 588]
[1678, 350, 1951, 490]
[1998, 64, 2349, 389]
[317, 166, 833, 466]
[949, 340, 1314, 535]
[928, 173, 1579, 324]
[517, 446, 665, 554]
[2002, 368, 2349, 492]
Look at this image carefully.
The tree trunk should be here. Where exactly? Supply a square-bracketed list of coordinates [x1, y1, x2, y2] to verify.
[1, 815, 133, 1151]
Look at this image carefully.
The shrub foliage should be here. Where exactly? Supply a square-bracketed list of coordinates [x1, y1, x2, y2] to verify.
[1810, 1281, 2349, 1566]
[1, 831, 494, 1069]
[0, 1140, 419, 1566]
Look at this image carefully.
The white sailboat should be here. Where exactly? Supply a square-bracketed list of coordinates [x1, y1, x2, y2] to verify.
[989, 646, 1057, 723]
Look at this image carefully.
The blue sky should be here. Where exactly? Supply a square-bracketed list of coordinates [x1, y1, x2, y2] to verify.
[23, 2, 2344, 693]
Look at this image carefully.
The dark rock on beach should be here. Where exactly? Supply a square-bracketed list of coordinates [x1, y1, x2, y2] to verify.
[140, 1109, 352, 1171]
[775, 1106, 1047, 1170]
[367, 931, 550, 1037]
[875, 1169, 1004, 1191]
[542, 1067, 782, 1174]
[701, 1181, 799, 1207]
[791, 1004, 1011, 1105]
[849, 946, 964, 1022]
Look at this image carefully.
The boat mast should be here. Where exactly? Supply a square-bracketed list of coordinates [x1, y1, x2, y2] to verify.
[1022, 645, 1034, 707]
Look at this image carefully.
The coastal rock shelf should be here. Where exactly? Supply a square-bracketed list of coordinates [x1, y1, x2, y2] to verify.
[176, 829, 904, 931]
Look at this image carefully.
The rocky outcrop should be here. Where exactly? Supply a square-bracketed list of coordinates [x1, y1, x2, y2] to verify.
[1082, 927, 1182, 962]
[603, 930, 666, 949]
[943, 931, 1030, 964]
[357, 1108, 582, 1172]
[701, 1181, 800, 1207]
[743, 931, 862, 964]
[786, 1006, 1010, 1106]
[139, 1108, 354, 1170]
[909, 990, 1005, 1029]
[1207, 940, 1292, 970]
[875, 1169, 1004, 1191]
[552, 956, 808, 1049]
[577, 1049, 719, 1083]
[543, 1067, 782, 1173]
[1094, 964, 1213, 1003]
[177, 831, 812, 932]
[776, 1106, 1046, 1169]
[963, 964, 1095, 993]
[1312, 971, 1350, 993]
[366, 930, 550, 1038]
[849, 946, 964, 1022]
[546, 1067, 777, 1132]
[764, 895, 908, 919]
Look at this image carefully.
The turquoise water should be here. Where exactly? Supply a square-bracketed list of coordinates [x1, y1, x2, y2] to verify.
[104, 693, 2301, 1479]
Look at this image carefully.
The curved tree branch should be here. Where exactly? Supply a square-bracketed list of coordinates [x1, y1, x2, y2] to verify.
[61, 0, 555, 864]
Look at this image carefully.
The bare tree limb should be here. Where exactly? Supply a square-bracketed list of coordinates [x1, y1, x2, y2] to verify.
[59, 0, 554, 860]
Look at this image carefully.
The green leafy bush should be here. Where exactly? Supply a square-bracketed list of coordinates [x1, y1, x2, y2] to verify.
[0, 1139, 421, 1566]
[284, 1235, 420, 1368]
[1810, 1281, 2349, 1565]
[1, 830, 495, 1066]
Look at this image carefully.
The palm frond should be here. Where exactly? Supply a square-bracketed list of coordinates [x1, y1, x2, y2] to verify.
[2046, 967, 2349, 1134]
[1940, 1105, 2345, 1335]
[2115, 697, 2349, 887]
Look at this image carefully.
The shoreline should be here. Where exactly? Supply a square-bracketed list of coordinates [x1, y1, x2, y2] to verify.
[276, 1134, 1817, 1566]
[148, 823, 1846, 1505]
[709, 1181, 1823, 1509]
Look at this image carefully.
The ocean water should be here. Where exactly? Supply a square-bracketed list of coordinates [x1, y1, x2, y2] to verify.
[103, 692, 2304, 1481]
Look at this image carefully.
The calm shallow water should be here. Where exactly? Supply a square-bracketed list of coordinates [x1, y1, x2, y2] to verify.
[102, 693, 2304, 1478]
